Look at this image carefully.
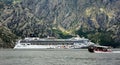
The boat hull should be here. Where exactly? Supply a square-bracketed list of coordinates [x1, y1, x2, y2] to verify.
[94, 51, 112, 53]
[14, 45, 79, 49]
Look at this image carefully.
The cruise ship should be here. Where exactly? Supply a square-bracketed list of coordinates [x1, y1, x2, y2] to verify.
[14, 36, 94, 49]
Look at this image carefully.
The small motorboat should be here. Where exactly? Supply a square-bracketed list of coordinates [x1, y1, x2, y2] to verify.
[88, 45, 112, 53]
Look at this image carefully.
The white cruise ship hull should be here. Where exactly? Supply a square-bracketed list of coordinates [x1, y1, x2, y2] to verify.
[14, 45, 54, 49]
[14, 45, 87, 49]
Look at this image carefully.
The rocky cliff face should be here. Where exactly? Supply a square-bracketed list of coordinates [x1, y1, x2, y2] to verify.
[0, 0, 120, 48]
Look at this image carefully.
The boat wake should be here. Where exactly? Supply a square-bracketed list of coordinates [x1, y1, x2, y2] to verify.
[95, 51, 120, 53]
[112, 51, 120, 53]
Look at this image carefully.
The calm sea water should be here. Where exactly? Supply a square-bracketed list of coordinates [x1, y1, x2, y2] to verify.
[0, 49, 120, 65]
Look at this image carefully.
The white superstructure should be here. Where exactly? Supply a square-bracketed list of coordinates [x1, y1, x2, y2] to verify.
[14, 36, 94, 49]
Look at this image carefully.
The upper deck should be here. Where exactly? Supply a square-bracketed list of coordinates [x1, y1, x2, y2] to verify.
[18, 37, 90, 45]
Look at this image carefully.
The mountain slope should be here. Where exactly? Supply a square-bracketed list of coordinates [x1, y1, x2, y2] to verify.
[0, 0, 120, 48]
[0, 25, 17, 48]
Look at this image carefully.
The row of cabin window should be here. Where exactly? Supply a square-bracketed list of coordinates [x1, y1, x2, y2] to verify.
[30, 43, 74, 45]
[21, 41, 85, 43]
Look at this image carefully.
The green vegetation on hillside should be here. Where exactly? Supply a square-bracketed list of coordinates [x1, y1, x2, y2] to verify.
[52, 29, 73, 39]
[76, 28, 120, 48]
[0, 26, 17, 48]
